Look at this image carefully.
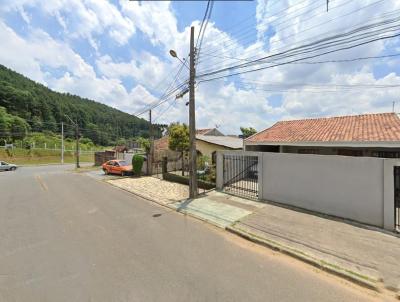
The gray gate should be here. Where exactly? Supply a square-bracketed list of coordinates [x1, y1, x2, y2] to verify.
[395, 167, 400, 231]
[223, 154, 259, 200]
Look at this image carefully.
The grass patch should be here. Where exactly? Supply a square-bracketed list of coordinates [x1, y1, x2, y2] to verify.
[0, 148, 93, 165]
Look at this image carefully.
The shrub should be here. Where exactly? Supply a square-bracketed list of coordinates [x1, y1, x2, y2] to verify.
[132, 154, 144, 176]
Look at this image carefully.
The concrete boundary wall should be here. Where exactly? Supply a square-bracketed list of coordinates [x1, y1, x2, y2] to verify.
[216, 151, 398, 231]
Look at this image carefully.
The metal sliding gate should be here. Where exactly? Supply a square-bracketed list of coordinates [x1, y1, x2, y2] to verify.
[223, 154, 259, 200]
[395, 167, 400, 231]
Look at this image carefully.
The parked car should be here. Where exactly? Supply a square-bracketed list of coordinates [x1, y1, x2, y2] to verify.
[102, 160, 132, 176]
[0, 161, 18, 171]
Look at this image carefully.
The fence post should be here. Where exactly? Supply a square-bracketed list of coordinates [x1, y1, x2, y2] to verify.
[383, 159, 396, 231]
[216, 151, 224, 190]
[257, 152, 263, 201]
[162, 156, 168, 178]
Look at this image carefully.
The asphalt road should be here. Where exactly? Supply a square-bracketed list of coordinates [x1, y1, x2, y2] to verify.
[0, 165, 382, 301]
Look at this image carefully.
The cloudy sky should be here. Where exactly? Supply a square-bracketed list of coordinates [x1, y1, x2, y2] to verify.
[1, 0, 400, 134]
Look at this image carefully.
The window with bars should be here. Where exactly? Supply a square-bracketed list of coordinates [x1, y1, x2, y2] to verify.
[372, 151, 400, 158]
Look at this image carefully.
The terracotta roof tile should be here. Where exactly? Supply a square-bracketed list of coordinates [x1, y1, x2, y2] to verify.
[246, 113, 400, 143]
[154, 136, 169, 150]
[196, 128, 214, 135]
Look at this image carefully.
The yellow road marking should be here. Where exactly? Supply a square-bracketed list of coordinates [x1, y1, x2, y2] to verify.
[35, 175, 48, 192]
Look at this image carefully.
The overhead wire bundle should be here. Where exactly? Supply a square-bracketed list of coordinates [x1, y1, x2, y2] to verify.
[134, 0, 400, 118]
[196, 13, 400, 83]
[141, 0, 214, 122]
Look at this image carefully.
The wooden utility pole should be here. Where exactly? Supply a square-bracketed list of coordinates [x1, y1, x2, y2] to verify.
[65, 114, 80, 169]
[61, 122, 64, 164]
[148, 109, 153, 175]
[189, 26, 198, 198]
[75, 120, 80, 169]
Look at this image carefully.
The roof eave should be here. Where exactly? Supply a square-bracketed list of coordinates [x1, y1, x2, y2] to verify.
[244, 141, 400, 148]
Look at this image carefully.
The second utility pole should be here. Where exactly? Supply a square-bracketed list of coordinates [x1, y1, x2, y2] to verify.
[61, 122, 64, 164]
[189, 26, 198, 199]
[75, 120, 80, 169]
[65, 114, 80, 169]
[148, 109, 153, 175]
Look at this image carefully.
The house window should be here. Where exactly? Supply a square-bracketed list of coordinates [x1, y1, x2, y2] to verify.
[298, 149, 320, 154]
[337, 149, 363, 157]
[212, 151, 216, 164]
[371, 151, 400, 158]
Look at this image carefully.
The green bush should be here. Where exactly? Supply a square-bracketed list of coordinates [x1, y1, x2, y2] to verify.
[132, 154, 144, 175]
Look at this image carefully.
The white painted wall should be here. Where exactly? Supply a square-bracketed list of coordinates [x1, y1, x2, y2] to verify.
[216, 151, 398, 231]
[262, 153, 387, 227]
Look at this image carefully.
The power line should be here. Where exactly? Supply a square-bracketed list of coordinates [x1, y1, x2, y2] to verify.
[153, 97, 181, 123]
[197, 52, 400, 64]
[198, 5, 398, 72]
[197, 0, 392, 72]
[197, 31, 400, 83]
[198, 0, 305, 46]
[199, 0, 333, 55]
[196, 17, 400, 80]
[231, 83, 400, 93]
[236, 79, 400, 89]
[133, 58, 189, 116]
[196, 0, 211, 50]
[199, 0, 359, 56]
[134, 81, 188, 116]
[196, 0, 214, 63]
[150, 1, 215, 133]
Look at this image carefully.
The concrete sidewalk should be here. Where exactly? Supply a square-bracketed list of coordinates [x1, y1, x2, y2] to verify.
[170, 191, 262, 228]
[228, 200, 400, 293]
[102, 175, 399, 294]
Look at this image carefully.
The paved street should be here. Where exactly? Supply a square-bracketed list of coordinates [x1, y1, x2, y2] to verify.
[0, 165, 382, 301]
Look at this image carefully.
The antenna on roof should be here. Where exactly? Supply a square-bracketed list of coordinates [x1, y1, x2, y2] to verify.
[393, 101, 396, 113]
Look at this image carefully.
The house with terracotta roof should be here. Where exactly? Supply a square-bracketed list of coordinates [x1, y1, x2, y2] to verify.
[154, 128, 243, 163]
[245, 113, 400, 158]
[195, 128, 224, 136]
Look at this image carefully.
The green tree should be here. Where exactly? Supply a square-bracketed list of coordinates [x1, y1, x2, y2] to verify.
[137, 137, 150, 154]
[240, 126, 257, 138]
[132, 154, 144, 176]
[115, 138, 126, 146]
[0, 107, 10, 140]
[11, 116, 29, 141]
[0, 64, 166, 146]
[168, 123, 189, 176]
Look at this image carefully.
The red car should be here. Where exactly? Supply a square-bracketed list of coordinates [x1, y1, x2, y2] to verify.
[102, 160, 132, 176]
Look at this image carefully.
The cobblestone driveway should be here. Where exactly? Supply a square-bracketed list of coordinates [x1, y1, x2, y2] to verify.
[108, 176, 188, 204]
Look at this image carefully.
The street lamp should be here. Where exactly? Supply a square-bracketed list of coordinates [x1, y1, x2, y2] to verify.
[169, 50, 177, 58]
[169, 27, 198, 199]
[169, 49, 190, 70]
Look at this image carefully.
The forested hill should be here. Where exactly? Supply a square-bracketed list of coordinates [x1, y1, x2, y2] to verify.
[0, 64, 160, 145]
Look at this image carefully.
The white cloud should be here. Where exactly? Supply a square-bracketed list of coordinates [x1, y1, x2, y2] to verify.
[2, 0, 400, 134]
[1, 0, 136, 46]
[0, 20, 159, 115]
[119, 0, 179, 49]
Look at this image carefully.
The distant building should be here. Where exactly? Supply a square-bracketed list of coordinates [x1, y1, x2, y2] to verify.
[195, 128, 224, 136]
[196, 134, 243, 163]
[245, 113, 400, 158]
[154, 128, 243, 163]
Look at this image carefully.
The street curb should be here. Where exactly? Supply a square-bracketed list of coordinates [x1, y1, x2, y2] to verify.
[18, 162, 92, 167]
[104, 179, 229, 229]
[105, 179, 178, 210]
[90, 176, 388, 295]
[226, 225, 382, 293]
[174, 203, 226, 229]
